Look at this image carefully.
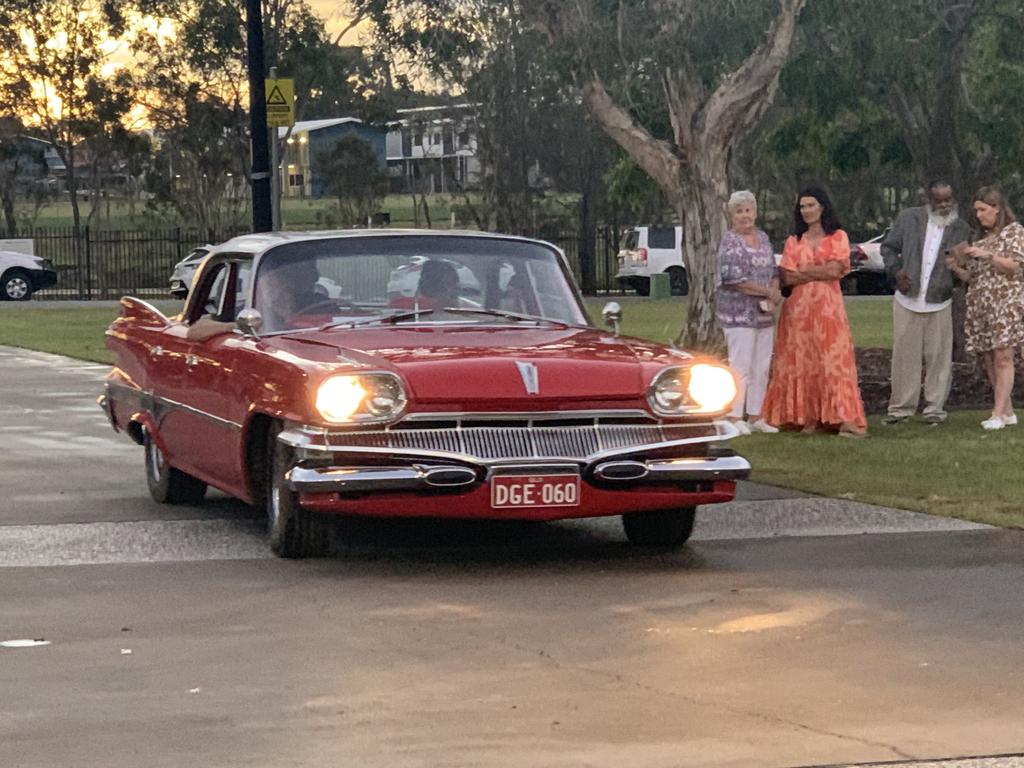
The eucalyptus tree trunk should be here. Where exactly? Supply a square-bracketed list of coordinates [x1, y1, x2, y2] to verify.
[677, 151, 730, 350]
[525, 0, 806, 352]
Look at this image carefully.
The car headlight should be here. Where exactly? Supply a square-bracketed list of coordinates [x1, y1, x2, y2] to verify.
[647, 364, 737, 416]
[315, 373, 407, 424]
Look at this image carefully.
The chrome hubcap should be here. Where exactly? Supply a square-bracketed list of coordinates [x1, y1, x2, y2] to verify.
[6, 277, 28, 299]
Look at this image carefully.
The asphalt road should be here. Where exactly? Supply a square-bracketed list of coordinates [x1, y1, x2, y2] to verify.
[1, 345, 1023, 768]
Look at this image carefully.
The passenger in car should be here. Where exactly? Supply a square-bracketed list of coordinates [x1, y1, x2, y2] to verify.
[415, 259, 461, 310]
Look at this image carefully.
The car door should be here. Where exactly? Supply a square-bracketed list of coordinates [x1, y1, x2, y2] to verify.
[159, 259, 248, 490]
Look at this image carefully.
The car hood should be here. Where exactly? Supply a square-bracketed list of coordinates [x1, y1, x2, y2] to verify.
[270, 325, 691, 409]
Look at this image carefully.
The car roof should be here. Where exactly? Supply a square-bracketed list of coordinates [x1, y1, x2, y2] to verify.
[207, 229, 562, 257]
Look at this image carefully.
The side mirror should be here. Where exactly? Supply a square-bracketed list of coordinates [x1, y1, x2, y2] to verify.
[236, 308, 264, 338]
[602, 301, 622, 336]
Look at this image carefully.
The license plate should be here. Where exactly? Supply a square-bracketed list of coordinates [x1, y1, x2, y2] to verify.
[491, 474, 581, 508]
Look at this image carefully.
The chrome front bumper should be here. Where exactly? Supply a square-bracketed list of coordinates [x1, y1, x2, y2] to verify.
[286, 454, 750, 494]
[280, 416, 749, 494]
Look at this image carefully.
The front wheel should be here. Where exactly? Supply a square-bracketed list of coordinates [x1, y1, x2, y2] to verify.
[622, 507, 696, 548]
[266, 422, 330, 558]
[2, 269, 32, 301]
[144, 428, 207, 504]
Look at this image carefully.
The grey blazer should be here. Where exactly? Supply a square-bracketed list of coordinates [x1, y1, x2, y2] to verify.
[880, 207, 971, 304]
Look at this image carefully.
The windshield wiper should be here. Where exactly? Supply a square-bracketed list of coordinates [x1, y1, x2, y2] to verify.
[318, 308, 436, 331]
[437, 307, 566, 326]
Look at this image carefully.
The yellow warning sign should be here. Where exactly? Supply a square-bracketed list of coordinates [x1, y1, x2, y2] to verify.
[264, 78, 295, 128]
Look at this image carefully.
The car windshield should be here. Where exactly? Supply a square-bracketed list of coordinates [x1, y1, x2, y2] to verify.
[252, 235, 587, 334]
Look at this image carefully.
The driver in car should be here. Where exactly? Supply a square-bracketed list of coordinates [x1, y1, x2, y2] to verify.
[186, 258, 322, 341]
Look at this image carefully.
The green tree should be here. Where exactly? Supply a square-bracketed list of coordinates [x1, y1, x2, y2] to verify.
[133, 0, 392, 228]
[0, 1, 135, 234]
[317, 135, 387, 226]
[0, 117, 48, 236]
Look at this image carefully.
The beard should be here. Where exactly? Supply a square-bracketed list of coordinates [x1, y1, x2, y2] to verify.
[927, 205, 959, 228]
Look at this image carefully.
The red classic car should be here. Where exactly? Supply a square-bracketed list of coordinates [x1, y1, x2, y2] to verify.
[100, 230, 749, 557]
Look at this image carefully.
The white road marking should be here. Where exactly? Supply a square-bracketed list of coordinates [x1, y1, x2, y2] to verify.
[0, 639, 51, 648]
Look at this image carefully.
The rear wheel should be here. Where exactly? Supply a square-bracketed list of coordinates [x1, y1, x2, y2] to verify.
[622, 507, 696, 548]
[266, 422, 330, 558]
[667, 267, 689, 296]
[1, 269, 32, 301]
[144, 428, 207, 504]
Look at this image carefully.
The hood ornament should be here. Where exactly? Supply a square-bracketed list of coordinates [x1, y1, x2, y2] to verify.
[515, 361, 539, 395]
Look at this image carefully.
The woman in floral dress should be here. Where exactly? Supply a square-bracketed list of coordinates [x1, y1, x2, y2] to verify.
[762, 187, 867, 437]
[946, 186, 1024, 430]
[717, 190, 782, 435]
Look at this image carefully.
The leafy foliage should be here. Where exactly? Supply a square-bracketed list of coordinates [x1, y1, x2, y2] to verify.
[316, 134, 387, 225]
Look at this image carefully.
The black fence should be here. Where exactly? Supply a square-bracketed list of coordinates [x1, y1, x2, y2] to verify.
[13, 226, 628, 300]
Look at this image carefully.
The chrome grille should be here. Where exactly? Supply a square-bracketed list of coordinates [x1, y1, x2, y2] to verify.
[322, 422, 714, 461]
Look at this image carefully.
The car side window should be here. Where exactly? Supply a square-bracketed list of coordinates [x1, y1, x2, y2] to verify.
[203, 264, 230, 318]
[648, 227, 676, 249]
[231, 261, 252, 318]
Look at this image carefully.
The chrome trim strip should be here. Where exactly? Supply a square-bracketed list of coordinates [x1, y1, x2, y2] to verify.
[102, 381, 242, 432]
[642, 455, 751, 481]
[153, 394, 243, 432]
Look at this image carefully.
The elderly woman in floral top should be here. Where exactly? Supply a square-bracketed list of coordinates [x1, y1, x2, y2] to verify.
[716, 190, 782, 435]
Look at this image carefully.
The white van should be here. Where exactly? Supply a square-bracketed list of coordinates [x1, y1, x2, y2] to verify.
[614, 225, 688, 295]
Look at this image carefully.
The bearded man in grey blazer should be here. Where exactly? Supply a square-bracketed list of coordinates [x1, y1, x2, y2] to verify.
[880, 181, 971, 425]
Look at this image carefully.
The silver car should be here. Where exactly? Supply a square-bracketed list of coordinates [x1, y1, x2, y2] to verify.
[169, 246, 211, 299]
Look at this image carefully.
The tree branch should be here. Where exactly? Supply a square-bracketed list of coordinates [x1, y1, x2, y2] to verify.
[699, 0, 806, 148]
[579, 76, 680, 196]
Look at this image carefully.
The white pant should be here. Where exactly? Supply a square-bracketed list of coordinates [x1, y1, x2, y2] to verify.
[724, 326, 775, 419]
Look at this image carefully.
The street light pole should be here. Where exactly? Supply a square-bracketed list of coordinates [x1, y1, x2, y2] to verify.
[246, 0, 272, 232]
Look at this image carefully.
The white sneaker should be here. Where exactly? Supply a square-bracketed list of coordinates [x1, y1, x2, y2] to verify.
[981, 416, 1005, 431]
[1004, 413, 1018, 426]
[749, 419, 779, 433]
[732, 420, 752, 436]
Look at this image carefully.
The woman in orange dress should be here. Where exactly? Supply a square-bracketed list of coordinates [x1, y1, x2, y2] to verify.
[762, 187, 868, 437]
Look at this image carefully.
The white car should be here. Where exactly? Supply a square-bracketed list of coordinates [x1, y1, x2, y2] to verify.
[615, 226, 688, 296]
[849, 233, 892, 294]
[0, 250, 58, 300]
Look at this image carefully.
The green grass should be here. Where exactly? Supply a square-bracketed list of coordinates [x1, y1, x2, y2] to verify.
[0, 302, 181, 364]
[14, 194, 474, 230]
[736, 413, 1024, 528]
